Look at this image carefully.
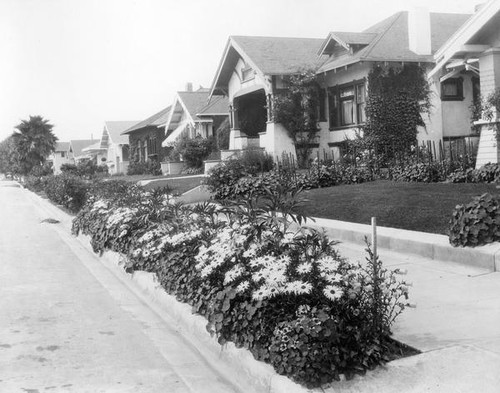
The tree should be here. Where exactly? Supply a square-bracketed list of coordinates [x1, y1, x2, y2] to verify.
[0, 136, 20, 175]
[11, 115, 58, 175]
[272, 69, 320, 167]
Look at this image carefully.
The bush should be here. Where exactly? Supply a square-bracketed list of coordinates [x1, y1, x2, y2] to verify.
[392, 162, 446, 183]
[44, 174, 89, 213]
[60, 161, 108, 178]
[175, 136, 215, 169]
[205, 159, 249, 199]
[23, 175, 51, 193]
[449, 193, 500, 247]
[446, 163, 500, 184]
[72, 187, 411, 387]
[238, 149, 274, 173]
[127, 160, 162, 176]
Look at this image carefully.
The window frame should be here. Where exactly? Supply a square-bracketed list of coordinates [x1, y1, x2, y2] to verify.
[328, 79, 366, 130]
[441, 77, 464, 101]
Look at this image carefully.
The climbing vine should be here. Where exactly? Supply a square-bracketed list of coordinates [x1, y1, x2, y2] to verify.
[363, 64, 431, 163]
[272, 69, 320, 166]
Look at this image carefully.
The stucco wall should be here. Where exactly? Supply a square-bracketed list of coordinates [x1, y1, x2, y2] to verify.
[440, 74, 476, 138]
[228, 58, 270, 101]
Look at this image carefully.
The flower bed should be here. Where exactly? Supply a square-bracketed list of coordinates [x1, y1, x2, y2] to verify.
[72, 185, 411, 388]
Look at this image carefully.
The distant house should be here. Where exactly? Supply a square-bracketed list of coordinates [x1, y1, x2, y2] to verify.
[69, 139, 96, 163]
[161, 85, 228, 147]
[49, 142, 72, 174]
[210, 9, 475, 161]
[429, 0, 500, 167]
[99, 121, 138, 174]
[122, 106, 171, 163]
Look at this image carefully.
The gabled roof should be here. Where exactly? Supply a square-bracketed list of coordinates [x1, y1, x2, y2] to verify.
[70, 139, 95, 157]
[211, 35, 328, 96]
[197, 95, 229, 116]
[104, 121, 138, 144]
[55, 142, 70, 152]
[429, 0, 500, 77]
[122, 106, 172, 134]
[318, 11, 471, 73]
[318, 32, 377, 54]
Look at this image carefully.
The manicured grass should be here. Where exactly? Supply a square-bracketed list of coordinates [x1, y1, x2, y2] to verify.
[142, 176, 206, 195]
[296, 180, 499, 235]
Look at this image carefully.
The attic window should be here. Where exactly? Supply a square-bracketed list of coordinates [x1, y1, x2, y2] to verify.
[241, 66, 254, 82]
[441, 78, 464, 101]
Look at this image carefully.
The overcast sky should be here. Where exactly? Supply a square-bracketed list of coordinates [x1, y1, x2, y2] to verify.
[0, 0, 482, 142]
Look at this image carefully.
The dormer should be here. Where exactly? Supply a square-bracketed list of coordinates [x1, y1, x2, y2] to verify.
[318, 32, 376, 57]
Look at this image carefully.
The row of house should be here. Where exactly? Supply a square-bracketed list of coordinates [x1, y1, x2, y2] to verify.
[52, 1, 500, 174]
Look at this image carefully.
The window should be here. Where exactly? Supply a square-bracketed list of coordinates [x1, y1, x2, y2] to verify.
[61, 151, 66, 158]
[441, 77, 464, 101]
[328, 81, 366, 128]
[241, 66, 254, 82]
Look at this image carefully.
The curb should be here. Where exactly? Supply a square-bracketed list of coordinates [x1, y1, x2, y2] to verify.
[309, 217, 500, 272]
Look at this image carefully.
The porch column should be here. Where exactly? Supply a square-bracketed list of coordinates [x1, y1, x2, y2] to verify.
[266, 94, 273, 122]
[229, 101, 241, 150]
[475, 48, 500, 168]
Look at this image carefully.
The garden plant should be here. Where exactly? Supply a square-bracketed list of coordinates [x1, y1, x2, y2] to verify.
[72, 182, 412, 387]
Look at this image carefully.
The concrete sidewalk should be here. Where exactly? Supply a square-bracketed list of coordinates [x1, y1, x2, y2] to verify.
[0, 181, 251, 393]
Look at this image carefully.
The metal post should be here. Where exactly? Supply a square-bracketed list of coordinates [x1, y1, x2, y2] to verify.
[371, 217, 377, 261]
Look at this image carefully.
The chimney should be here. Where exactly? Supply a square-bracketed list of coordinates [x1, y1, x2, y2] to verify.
[185, 82, 193, 92]
[408, 7, 432, 56]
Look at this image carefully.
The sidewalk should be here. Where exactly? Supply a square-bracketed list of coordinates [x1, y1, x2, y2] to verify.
[0, 181, 250, 393]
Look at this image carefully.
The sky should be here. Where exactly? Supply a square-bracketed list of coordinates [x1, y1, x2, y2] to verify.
[0, 0, 483, 142]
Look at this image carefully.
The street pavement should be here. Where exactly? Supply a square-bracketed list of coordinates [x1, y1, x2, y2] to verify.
[0, 181, 248, 393]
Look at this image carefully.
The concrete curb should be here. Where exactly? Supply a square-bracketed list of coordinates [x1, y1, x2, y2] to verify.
[309, 217, 500, 272]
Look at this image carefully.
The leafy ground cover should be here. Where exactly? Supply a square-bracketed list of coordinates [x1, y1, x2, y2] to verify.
[296, 180, 499, 235]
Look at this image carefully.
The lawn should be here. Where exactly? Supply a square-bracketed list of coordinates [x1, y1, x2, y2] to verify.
[296, 180, 499, 235]
[141, 175, 206, 195]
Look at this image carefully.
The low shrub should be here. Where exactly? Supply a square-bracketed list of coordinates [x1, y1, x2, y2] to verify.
[175, 136, 215, 169]
[127, 160, 162, 176]
[205, 159, 250, 199]
[449, 193, 500, 247]
[392, 162, 446, 183]
[72, 187, 411, 387]
[23, 175, 51, 193]
[44, 174, 89, 213]
[61, 161, 108, 179]
[447, 163, 500, 184]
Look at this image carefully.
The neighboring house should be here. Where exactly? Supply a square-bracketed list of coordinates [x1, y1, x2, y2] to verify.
[69, 139, 96, 163]
[429, 0, 500, 167]
[317, 9, 471, 158]
[48, 142, 72, 174]
[210, 9, 473, 160]
[122, 106, 171, 163]
[161, 85, 229, 148]
[210, 36, 326, 159]
[98, 121, 138, 174]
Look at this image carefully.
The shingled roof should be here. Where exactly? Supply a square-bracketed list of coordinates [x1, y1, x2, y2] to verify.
[318, 11, 472, 73]
[104, 121, 138, 145]
[211, 36, 328, 95]
[122, 106, 171, 134]
[55, 141, 70, 152]
[70, 139, 95, 158]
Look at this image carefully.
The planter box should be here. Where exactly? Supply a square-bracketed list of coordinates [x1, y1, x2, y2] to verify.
[161, 161, 184, 176]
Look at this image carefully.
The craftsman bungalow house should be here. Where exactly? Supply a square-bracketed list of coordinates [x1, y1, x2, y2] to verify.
[210, 7, 480, 161]
[122, 106, 171, 163]
[161, 85, 228, 148]
[429, 0, 500, 167]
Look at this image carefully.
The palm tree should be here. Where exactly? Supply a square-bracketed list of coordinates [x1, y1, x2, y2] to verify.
[12, 115, 58, 174]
